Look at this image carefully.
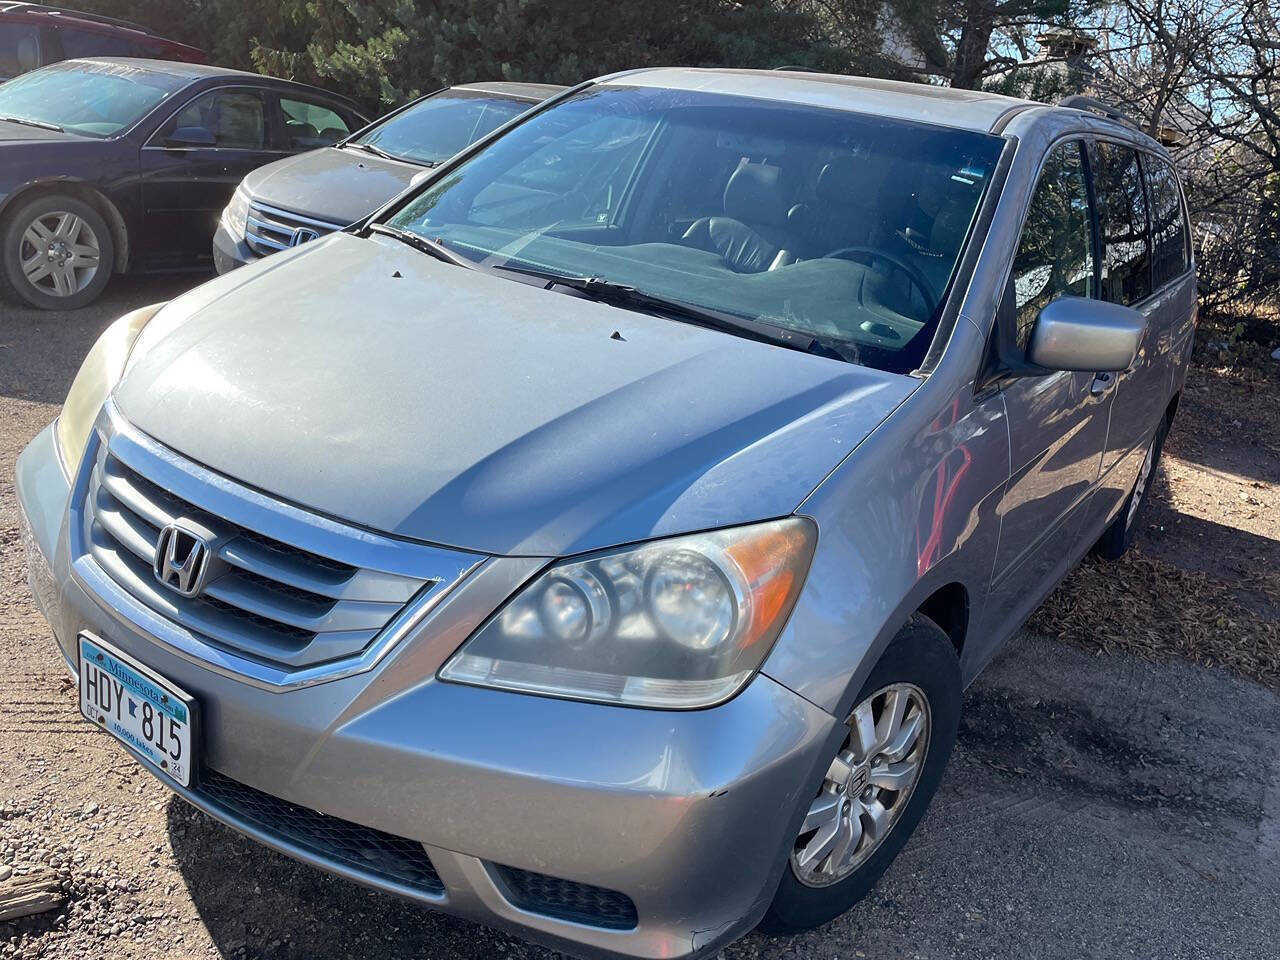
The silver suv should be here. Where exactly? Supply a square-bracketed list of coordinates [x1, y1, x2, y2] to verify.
[18, 69, 1195, 959]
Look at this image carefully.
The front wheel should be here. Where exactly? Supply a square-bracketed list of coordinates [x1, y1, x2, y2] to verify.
[761, 615, 960, 934]
[0, 193, 114, 310]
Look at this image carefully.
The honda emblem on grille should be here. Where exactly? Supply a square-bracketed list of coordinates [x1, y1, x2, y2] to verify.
[289, 226, 320, 247]
[154, 524, 212, 598]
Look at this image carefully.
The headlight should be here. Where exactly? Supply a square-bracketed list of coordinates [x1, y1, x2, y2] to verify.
[439, 518, 816, 708]
[221, 184, 251, 239]
[55, 303, 166, 475]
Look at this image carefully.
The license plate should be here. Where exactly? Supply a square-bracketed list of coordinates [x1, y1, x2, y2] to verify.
[78, 633, 196, 787]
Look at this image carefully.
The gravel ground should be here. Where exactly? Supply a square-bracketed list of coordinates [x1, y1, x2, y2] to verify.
[2, 275, 1279, 960]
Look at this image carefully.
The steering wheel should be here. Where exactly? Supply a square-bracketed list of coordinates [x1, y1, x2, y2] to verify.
[824, 246, 939, 311]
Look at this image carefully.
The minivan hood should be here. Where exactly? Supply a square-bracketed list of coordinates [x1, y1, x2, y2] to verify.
[117, 234, 915, 556]
[242, 147, 427, 226]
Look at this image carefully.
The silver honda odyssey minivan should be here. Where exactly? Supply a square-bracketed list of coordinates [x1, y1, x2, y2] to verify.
[18, 69, 1195, 958]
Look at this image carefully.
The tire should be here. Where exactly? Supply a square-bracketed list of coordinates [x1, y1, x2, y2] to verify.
[761, 614, 961, 934]
[0, 193, 115, 310]
[1093, 415, 1169, 560]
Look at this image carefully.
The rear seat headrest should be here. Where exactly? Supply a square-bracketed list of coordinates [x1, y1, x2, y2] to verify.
[815, 156, 862, 203]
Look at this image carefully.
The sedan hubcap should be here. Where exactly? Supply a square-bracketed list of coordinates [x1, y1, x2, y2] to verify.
[19, 211, 101, 298]
[790, 682, 930, 887]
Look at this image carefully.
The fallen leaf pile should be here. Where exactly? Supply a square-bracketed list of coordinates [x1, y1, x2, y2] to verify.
[1031, 549, 1280, 690]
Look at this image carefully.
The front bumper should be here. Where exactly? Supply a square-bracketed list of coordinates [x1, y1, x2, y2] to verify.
[212, 221, 256, 275]
[16, 421, 838, 960]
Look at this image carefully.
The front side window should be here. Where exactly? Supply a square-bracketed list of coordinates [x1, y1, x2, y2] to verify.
[0, 22, 41, 77]
[1009, 140, 1095, 352]
[385, 85, 1006, 372]
[0, 60, 182, 136]
[1094, 142, 1152, 305]
[1146, 154, 1189, 289]
[159, 89, 265, 149]
[280, 96, 350, 149]
[352, 90, 533, 166]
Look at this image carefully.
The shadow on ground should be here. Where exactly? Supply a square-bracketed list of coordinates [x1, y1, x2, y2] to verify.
[1163, 363, 1280, 487]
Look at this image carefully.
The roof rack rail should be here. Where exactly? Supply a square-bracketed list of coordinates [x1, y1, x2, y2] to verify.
[772, 64, 823, 73]
[1, 2, 152, 34]
[1057, 94, 1138, 130]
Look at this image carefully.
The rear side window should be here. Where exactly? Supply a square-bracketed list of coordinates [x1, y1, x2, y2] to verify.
[0, 22, 41, 77]
[159, 89, 266, 149]
[1010, 139, 1095, 351]
[1094, 142, 1152, 305]
[279, 97, 351, 149]
[1145, 155, 1189, 288]
[56, 28, 156, 60]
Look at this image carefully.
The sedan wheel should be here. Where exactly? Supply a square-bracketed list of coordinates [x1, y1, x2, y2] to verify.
[20, 211, 102, 298]
[791, 683, 930, 887]
[1, 194, 115, 310]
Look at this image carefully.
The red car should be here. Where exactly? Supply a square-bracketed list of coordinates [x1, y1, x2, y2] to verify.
[0, 2, 204, 80]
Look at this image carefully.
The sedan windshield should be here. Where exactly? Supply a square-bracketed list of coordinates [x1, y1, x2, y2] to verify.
[386, 85, 1006, 371]
[0, 60, 184, 137]
[351, 90, 535, 166]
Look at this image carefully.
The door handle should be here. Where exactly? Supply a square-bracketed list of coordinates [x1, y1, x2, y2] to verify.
[1090, 372, 1115, 396]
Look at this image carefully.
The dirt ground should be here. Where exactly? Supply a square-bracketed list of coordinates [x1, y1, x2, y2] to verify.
[2, 276, 1279, 960]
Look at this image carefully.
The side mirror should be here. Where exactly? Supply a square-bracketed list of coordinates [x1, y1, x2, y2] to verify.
[164, 125, 216, 149]
[1026, 297, 1145, 373]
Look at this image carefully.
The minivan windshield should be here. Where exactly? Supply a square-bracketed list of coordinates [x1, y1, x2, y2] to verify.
[351, 90, 534, 166]
[0, 60, 184, 137]
[387, 85, 1006, 371]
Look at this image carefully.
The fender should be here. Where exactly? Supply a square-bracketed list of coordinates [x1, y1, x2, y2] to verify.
[0, 175, 132, 273]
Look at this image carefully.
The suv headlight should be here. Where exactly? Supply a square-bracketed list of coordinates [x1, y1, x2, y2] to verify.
[55, 303, 166, 475]
[439, 518, 816, 709]
[221, 184, 251, 239]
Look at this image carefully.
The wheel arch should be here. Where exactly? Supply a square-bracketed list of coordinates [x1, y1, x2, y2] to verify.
[915, 581, 969, 657]
[0, 179, 129, 274]
[816, 571, 975, 723]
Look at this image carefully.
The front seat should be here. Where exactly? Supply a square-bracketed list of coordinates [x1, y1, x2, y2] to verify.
[788, 155, 890, 258]
[682, 163, 796, 272]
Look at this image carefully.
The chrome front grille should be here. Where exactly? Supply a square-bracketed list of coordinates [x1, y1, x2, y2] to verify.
[245, 200, 344, 257]
[74, 404, 484, 677]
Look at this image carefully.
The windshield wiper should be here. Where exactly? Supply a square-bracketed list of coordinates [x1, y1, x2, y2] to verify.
[346, 141, 404, 162]
[0, 115, 64, 132]
[365, 223, 473, 268]
[491, 263, 847, 360]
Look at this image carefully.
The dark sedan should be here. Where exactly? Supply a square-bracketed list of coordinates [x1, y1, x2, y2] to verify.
[0, 57, 365, 309]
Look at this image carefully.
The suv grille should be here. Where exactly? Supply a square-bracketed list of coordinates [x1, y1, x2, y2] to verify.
[245, 200, 343, 257]
[76, 411, 482, 673]
[196, 769, 445, 895]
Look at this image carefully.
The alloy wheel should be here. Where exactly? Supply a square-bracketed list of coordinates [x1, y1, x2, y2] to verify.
[790, 682, 931, 887]
[1126, 433, 1158, 529]
[19, 211, 102, 298]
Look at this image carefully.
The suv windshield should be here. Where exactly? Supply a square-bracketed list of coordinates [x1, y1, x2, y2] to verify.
[351, 90, 534, 166]
[0, 60, 185, 137]
[387, 85, 1006, 371]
